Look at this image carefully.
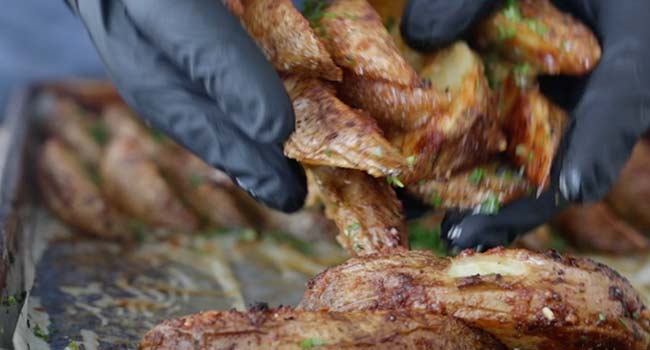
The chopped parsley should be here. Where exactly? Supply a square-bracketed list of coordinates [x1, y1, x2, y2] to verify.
[344, 223, 361, 238]
[89, 122, 108, 145]
[527, 19, 548, 35]
[302, 0, 330, 30]
[409, 223, 447, 256]
[2, 296, 16, 306]
[128, 220, 147, 243]
[189, 174, 204, 188]
[599, 313, 606, 322]
[634, 311, 641, 320]
[406, 155, 417, 167]
[387, 175, 404, 188]
[66, 341, 81, 350]
[323, 149, 334, 157]
[33, 324, 49, 342]
[497, 26, 517, 41]
[300, 338, 327, 348]
[431, 192, 443, 209]
[502, 1, 522, 21]
[468, 168, 485, 185]
[149, 128, 166, 143]
[513, 63, 532, 87]
[548, 233, 569, 251]
[479, 193, 500, 214]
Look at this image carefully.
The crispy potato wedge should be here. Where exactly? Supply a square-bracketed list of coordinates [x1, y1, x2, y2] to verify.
[409, 163, 531, 210]
[301, 248, 650, 350]
[606, 138, 650, 232]
[476, 0, 601, 75]
[309, 166, 406, 256]
[235, 0, 342, 81]
[505, 87, 567, 189]
[43, 97, 103, 167]
[102, 104, 161, 158]
[38, 139, 132, 240]
[317, 0, 418, 86]
[553, 203, 650, 254]
[141, 307, 505, 350]
[156, 144, 253, 229]
[283, 76, 408, 178]
[101, 135, 199, 231]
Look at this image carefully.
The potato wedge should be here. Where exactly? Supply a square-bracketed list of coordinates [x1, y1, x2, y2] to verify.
[301, 248, 650, 350]
[476, 0, 601, 75]
[283, 76, 408, 178]
[38, 139, 132, 240]
[309, 166, 407, 256]
[141, 307, 505, 350]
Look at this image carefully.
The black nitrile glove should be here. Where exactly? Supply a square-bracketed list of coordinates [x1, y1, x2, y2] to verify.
[66, 0, 306, 212]
[402, 0, 650, 251]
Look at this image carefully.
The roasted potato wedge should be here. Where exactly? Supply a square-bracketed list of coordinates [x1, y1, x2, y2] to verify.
[283, 76, 408, 178]
[141, 306, 505, 350]
[37, 139, 132, 240]
[505, 87, 567, 189]
[309, 166, 406, 256]
[553, 203, 650, 254]
[101, 135, 199, 231]
[234, 0, 342, 81]
[43, 97, 103, 167]
[409, 163, 531, 210]
[606, 138, 650, 232]
[301, 248, 650, 350]
[476, 0, 601, 75]
[317, 0, 418, 86]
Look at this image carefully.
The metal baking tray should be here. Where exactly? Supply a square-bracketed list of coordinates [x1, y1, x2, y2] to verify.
[0, 81, 346, 350]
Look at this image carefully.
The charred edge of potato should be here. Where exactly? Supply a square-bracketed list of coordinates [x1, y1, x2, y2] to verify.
[236, 0, 342, 81]
[317, 0, 418, 86]
[100, 135, 199, 231]
[476, 0, 601, 75]
[300, 248, 650, 350]
[38, 139, 133, 240]
[309, 166, 407, 256]
[553, 203, 650, 254]
[283, 76, 408, 178]
[409, 162, 531, 211]
[505, 87, 567, 189]
[140, 306, 506, 350]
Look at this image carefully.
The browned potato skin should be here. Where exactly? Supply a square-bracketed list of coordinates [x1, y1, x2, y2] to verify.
[44, 80, 122, 109]
[141, 307, 505, 350]
[283, 76, 408, 178]
[309, 166, 406, 257]
[553, 203, 649, 254]
[301, 248, 650, 350]
[103, 104, 160, 158]
[476, 0, 601, 75]
[156, 144, 254, 229]
[606, 138, 650, 232]
[101, 135, 199, 231]
[235, 0, 342, 81]
[318, 0, 418, 86]
[505, 87, 567, 189]
[38, 139, 132, 240]
[44, 97, 103, 167]
[409, 163, 531, 210]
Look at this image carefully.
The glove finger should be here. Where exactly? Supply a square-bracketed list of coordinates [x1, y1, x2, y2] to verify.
[76, 0, 306, 211]
[122, 0, 294, 144]
[400, 0, 496, 52]
[442, 190, 567, 251]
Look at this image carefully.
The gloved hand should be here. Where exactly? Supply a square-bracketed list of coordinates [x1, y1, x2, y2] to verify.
[66, 0, 306, 212]
[402, 0, 650, 251]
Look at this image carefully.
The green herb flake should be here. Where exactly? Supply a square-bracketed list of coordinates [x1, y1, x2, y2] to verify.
[468, 168, 485, 185]
[502, 3, 522, 21]
[344, 223, 361, 237]
[479, 193, 500, 214]
[66, 341, 81, 350]
[353, 243, 365, 251]
[633, 311, 641, 320]
[431, 192, 443, 209]
[384, 16, 397, 31]
[497, 26, 517, 41]
[406, 155, 417, 167]
[618, 317, 630, 330]
[300, 338, 327, 348]
[598, 313, 606, 322]
[150, 128, 166, 143]
[513, 63, 532, 87]
[408, 223, 447, 256]
[2, 295, 17, 306]
[189, 174, 204, 188]
[343, 12, 359, 20]
[33, 324, 49, 342]
[323, 12, 337, 19]
[128, 220, 147, 243]
[89, 123, 108, 146]
[324, 149, 334, 157]
[302, 0, 330, 29]
[269, 231, 312, 254]
[240, 229, 258, 242]
[372, 147, 383, 157]
[387, 175, 404, 188]
[526, 19, 548, 35]
[548, 233, 569, 251]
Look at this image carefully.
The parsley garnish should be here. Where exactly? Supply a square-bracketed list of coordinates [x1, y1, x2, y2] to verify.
[189, 174, 204, 188]
[300, 338, 326, 348]
[66, 341, 81, 350]
[89, 122, 108, 146]
[344, 223, 361, 237]
[387, 175, 404, 188]
[513, 63, 532, 87]
[33, 324, 49, 342]
[409, 223, 447, 256]
[302, 0, 330, 29]
[479, 193, 500, 214]
[431, 192, 443, 209]
[406, 155, 417, 167]
[468, 168, 485, 185]
[497, 26, 517, 41]
[527, 20, 548, 35]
